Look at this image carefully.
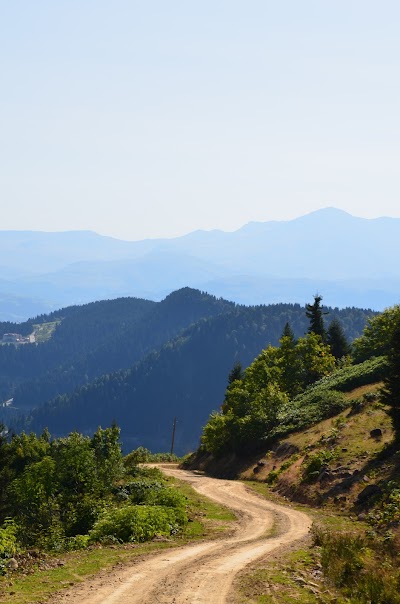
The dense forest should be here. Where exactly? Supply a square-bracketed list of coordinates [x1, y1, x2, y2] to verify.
[3, 290, 375, 453]
[0, 289, 234, 408]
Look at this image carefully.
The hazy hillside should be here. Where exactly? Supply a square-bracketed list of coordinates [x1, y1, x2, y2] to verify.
[0, 208, 399, 319]
[11, 296, 375, 454]
[0, 288, 234, 409]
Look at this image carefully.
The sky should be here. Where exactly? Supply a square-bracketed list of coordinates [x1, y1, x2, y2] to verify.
[1, 1, 400, 241]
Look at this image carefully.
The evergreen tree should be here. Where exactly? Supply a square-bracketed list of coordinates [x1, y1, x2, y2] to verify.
[228, 361, 244, 384]
[281, 322, 295, 342]
[380, 310, 400, 441]
[326, 318, 351, 359]
[305, 295, 328, 340]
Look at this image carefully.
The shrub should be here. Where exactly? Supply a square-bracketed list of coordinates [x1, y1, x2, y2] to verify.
[123, 479, 164, 504]
[0, 520, 19, 558]
[312, 526, 400, 603]
[89, 504, 187, 543]
[302, 449, 338, 482]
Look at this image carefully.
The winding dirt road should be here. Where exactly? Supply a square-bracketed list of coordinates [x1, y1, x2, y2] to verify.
[57, 467, 311, 604]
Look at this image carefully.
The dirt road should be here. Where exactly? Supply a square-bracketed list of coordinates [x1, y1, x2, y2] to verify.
[56, 467, 311, 604]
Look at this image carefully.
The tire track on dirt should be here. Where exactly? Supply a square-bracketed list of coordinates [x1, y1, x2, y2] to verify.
[56, 467, 311, 604]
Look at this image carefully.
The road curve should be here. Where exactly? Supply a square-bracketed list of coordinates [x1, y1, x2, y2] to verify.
[56, 467, 311, 604]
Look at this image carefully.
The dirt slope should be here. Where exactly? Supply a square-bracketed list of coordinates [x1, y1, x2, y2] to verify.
[55, 467, 311, 604]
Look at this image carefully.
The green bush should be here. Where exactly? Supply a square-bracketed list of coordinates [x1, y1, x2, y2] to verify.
[142, 486, 187, 509]
[305, 356, 387, 393]
[89, 504, 187, 543]
[0, 520, 19, 558]
[276, 390, 348, 437]
[123, 479, 164, 504]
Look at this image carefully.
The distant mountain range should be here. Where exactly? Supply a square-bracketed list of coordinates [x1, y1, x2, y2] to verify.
[0, 208, 399, 320]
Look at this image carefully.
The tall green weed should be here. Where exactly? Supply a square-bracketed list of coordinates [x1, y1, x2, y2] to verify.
[312, 526, 400, 603]
[89, 504, 187, 543]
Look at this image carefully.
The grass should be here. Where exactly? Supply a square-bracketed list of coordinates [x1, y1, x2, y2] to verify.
[32, 321, 60, 343]
[234, 547, 336, 604]
[235, 481, 368, 604]
[0, 541, 174, 604]
[0, 473, 235, 603]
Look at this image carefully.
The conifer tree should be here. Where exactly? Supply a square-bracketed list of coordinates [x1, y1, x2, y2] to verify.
[305, 294, 328, 341]
[326, 318, 350, 359]
[228, 361, 244, 384]
[281, 321, 295, 342]
[380, 311, 400, 441]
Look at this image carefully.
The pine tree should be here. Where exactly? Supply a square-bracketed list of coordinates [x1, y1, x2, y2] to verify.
[380, 313, 400, 441]
[228, 361, 244, 384]
[281, 321, 295, 342]
[305, 295, 328, 341]
[326, 318, 350, 359]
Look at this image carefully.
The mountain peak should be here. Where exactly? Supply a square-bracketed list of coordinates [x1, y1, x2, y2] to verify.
[293, 207, 354, 222]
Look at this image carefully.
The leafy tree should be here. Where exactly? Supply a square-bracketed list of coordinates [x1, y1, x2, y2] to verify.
[9, 456, 59, 545]
[306, 295, 328, 341]
[352, 305, 400, 362]
[91, 423, 124, 493]
[279, 327, 299, 397]
[295, 333, 336, 387]
[204, 332, 335, 454]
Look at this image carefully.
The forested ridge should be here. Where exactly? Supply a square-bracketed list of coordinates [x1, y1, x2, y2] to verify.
[3, 289, 375, 453]
[0, 289, 234, 408]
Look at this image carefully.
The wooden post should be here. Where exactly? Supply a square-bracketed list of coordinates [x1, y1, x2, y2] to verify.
[170, 417, 177, 455]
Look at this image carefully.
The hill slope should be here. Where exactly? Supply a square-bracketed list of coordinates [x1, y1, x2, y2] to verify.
[13, 300, 375, 454]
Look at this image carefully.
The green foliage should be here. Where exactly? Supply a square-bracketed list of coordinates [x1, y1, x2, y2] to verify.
[272, 357, 386, 438]
[378, 309, 400, 439]
[367, 482, 400, 531]
[353, 304, 400, 362]
[305, 294, 328, 340]
[0, 423, 197, 558]
[203, 385, 289, 455]
[301, 449, 338, 482]
[297, 356, 386, 395]
[351, 305, 400, 438]
[202, 332, 336, 455]
[266, 454, 300, 484]
[277, 389, 349, 437]
[89, 504, 187, 543]
[91, 424, 124, 492]
[10, 456, 58, 540]
[4, 297, 373, 455]
[0, 519, 18, 558]
[312, 526, 400, 603]
[227, 361, 244, 384]
[123, 447, 180, 467]
[0, 425, 125, 548]
[0, 522, 19, 575]
[326, 318, 351, 359]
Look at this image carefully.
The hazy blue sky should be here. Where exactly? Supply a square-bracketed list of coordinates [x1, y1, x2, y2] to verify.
[1, 1, 399, 240]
